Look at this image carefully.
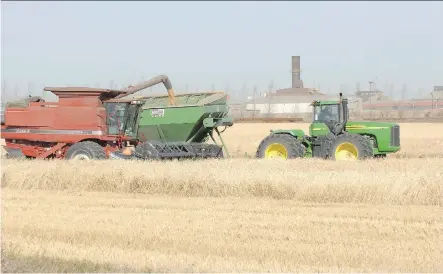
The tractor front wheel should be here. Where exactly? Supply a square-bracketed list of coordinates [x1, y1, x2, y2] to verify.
[256, 134, 306, 159]
[65, 141, 107, 160]
[329, 134, 373, 161]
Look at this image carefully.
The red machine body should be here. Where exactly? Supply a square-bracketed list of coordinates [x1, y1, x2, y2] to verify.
[1, 87, 132, 159]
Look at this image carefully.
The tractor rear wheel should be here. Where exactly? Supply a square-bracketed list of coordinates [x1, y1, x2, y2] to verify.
[65, 141, 106, 160]
[256, 134, 305, 159]
[329, 134, 373, 161]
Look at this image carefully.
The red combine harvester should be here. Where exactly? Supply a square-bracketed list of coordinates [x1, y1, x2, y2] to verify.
[0, 75, 172, 159]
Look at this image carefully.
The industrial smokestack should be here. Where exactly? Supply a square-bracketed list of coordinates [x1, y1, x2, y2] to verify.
[291, 56, 303, 88]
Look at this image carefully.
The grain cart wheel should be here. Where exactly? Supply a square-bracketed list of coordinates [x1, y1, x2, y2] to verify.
[65, 141, 106, 160]
[256, 134, 305, 159]
[329, 134, 373, 161]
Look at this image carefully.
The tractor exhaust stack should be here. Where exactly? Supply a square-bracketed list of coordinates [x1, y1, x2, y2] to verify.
[335, 92, 348, 134]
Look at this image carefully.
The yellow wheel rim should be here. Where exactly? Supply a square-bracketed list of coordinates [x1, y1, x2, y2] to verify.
[265, 143, 288, 159]
[335, 142, 358, 160]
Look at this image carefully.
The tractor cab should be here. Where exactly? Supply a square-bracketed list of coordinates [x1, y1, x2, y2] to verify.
[104, 99, 144, 138]
[313, 101, 341, 123]
[310, 96, 349, 137]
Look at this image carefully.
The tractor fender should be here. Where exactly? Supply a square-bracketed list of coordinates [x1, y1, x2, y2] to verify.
[270, 129, 306, 139]
[269, 129, 312, 152]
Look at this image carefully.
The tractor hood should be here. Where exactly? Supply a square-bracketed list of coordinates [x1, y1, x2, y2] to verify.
[344, 120, 401, 154]
[345, 121, 399, 130]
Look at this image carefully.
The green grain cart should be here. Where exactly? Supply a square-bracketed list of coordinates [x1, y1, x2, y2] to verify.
[106, 75, 233, 160]
[256, 93, 400, 160]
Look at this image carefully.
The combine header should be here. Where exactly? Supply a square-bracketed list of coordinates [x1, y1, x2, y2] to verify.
[0, 75, 233, 160]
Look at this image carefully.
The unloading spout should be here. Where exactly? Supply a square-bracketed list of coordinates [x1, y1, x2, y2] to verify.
[115, 75, 176, 105]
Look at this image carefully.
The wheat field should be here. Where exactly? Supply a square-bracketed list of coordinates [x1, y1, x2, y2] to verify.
[1, 122, 443, 272]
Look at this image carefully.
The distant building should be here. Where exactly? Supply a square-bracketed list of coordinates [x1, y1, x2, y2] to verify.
[244, 56, 338, 116]
[419, 86, 443, 100]
[245, 93, 337, 115]
[434, 86, 443, 92]
[432, 91, 443, 99]
[355, 90, 388, 102]
[361, 86, 443, 110]
[431, 86, 443, 99]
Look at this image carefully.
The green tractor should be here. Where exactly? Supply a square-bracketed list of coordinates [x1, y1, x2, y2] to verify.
[256, 93, 400, 160]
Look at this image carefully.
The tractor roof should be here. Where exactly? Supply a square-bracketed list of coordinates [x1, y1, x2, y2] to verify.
[310, 100, 340, 106]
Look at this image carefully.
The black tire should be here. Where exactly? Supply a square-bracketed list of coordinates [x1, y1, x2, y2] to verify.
[65, 141, 106, 160]
[256, 134, 305, 159]
[329, 134, 373, 160]
[134, 141, 161, 160]
[374, 154, 386, 159]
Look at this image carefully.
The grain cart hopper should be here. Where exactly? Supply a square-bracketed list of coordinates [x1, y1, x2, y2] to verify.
[107, 90, 234, 160]
[0, 75, 233, 160]
[256, 93, 400, 160]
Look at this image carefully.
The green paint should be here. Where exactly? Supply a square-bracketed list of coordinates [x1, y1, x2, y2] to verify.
[214, 127, 230, 157]
[314, 100, 340, 105]
[309, 122, 330, 136]
[140, 92, 228, 108]
[270, 129, 306, 138]
[105, 92, 234, 155]
[137, 104, 230, 143]
[264, 95, 401, 159]
[308, 120, 400, 154]
[345, 121, 399, 153]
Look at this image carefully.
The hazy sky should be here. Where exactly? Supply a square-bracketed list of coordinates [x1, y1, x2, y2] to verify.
[1, 1, 442, 100]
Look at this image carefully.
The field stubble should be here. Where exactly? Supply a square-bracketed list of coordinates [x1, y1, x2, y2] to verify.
[1, 122, 443, 272]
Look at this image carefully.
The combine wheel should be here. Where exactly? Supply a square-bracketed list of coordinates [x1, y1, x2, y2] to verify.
[65, 141, 106, 160]
[329, 134, 373, 161]
[256, 134, 305, 159]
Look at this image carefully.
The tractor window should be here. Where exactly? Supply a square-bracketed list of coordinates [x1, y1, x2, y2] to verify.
[105, 102, 129, 135]
[314, 104, 340, 123]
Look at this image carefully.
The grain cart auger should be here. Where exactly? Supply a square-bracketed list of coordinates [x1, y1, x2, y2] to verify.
[256, 93, 400, 160]
[1, 74, 233, 160]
